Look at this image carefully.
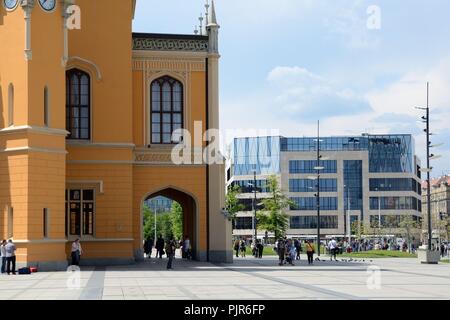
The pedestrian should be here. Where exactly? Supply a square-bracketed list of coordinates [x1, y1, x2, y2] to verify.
[251, 241, 257, 258]
[1, 240, 7, 274]
[447, 243, 450, 257]
[288, 241, 296, 266]
[277, 238, 286, 266]
[234, 239, 240, 258]
[294, 239, 301, 260]
[306, 240, 315, 265]
[440, 243, 446, 258]
[257, 240, 264, 259]
[166, 239, 176, 270]
[71, 238, 82, 266]
[183, 235, 191, 260]
[155, 235, 165, 259]
[144, 237, 152, 259]
[240, 240, 246, 258]
[328, 238, 337, 261]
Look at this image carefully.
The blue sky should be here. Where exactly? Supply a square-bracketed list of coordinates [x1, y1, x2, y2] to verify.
[133, 0, 450, 177]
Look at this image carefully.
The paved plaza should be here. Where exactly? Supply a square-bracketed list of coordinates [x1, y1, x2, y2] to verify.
[1, 252, 449, 300]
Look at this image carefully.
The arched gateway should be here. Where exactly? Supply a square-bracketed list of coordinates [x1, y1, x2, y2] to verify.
[139, 187, 199, 261]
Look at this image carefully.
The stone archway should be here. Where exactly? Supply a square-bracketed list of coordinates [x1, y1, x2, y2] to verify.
[139, 187, 199, 260]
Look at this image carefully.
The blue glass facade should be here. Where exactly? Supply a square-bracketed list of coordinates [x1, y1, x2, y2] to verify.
[290, 197, 338, 211]
[370, 178, 421, 193]
[344, 160, 363, 212]
[369, 197, 420, 211]
[289, 179, 337, 192]
[289, 160, 337, 174]
[231, 179, 269, 193]
[368, 135, 414, 173]
[232, 137, 281, 176]
[290, 216, 338, 229]
[281, 136, 368, 152]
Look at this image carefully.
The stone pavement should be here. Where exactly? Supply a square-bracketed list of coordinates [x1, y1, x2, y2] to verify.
[1, 252, 449, 300]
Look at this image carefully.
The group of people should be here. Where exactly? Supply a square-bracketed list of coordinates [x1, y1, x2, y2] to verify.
[1, 239, 16, 275]
[233, 239, 265, 259]
[275, 238, 316, 266]
[144, 235, 192, 269]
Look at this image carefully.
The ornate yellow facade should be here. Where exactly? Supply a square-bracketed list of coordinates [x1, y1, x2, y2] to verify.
[0, 0, 231, 270]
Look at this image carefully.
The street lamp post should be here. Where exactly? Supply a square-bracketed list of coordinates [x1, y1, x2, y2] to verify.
[253, 170, 258, 246]
[314, 120, 323, 256]
[416, 82, 441, 252]
[345, 184, 351, 247]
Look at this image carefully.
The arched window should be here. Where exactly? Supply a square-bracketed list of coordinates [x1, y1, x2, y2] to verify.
[66, 69, 90, 140]
[8, 83, 14, 127]
[150, 76, 183, 144]
[44, 86, 49, 127]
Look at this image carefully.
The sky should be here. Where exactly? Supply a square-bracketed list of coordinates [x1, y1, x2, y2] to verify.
[133, 0, 450, 178]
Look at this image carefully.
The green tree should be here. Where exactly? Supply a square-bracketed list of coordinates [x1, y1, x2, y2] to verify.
[170, 202, 183, 240]
[256, 175, 295, 239]
[225, 184, 245, 221]
[351, 220, 367, 240]
[399, 215, 420, 253]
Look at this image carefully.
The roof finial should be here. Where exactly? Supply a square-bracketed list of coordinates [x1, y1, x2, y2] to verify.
[208, 0, 218, 26]
[194, 26, 199, 35]
[199, 14, 204, 35]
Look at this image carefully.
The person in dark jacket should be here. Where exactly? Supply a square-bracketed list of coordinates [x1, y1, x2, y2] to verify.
[277, 238, 286, 266]
[166, 239, 176, 270]
[144, 237, 153, 258]
[155, 235, 165, 259]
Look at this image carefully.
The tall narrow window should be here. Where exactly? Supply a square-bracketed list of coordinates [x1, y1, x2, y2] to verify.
[43, 208, 49, 238]
[8, 207, 13, 238]
[66, 69, 90, 140]
[44, 86, 49, 127]
[151, 76, 183, 144]
[67, 189, 95, 237]
[8, 83, 14, 127]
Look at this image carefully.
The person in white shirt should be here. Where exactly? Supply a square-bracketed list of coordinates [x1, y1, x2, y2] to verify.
[328, 238, 338, 261]
[5, 239, 16, 275]
[183, 236, 191, 260]
[71, 239, 83, 266]
[1, 240, 7, 274]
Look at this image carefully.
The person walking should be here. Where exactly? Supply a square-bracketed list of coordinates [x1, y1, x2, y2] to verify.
[328, 238, 338, 261]
[1, 240, 7, 274]
[166, 239, 176, 270]
[240, 240, 246, 258]
[440, 243, 446, 258]
[257, 240, 264, 259]
[277, 238, 286, 266]
[155, 235, 165, 259]
[234, 239, 240, 258]
[71, 238, 82, 266]
[306, 240, 315, 265]
[144, 237, 152, 259]
[183, 235, 191, 260]
[5, 239, 16, 275]
[288, 240, 296, 266]
[294, 239, 301, 260]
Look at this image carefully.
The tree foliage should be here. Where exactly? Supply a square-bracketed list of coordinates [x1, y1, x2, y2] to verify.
[143, 201, 183, 241]
[225, 184, 245, 220]
[256, 175, 295, 239]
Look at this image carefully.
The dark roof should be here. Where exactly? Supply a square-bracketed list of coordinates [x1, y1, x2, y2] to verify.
[132, 32, 208, 41]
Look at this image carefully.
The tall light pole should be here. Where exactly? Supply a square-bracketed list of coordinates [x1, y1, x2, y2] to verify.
[314, 120, 324, 256]
[253, 170, 258, 245]
[346, 184, 351, 246]
[154, 200, 157, 244]
[416, 82, 441, 251]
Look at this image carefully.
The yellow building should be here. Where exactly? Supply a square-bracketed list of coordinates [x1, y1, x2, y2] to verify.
[0, 0, 231, 270]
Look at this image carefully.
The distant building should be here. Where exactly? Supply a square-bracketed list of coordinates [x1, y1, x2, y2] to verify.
[421, 175, 450, 239]
[145, 196, 174, 214]
[227, 135, 422, 241]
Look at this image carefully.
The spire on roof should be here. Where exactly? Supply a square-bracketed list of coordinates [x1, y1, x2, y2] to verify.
[207, 0, 218, 26]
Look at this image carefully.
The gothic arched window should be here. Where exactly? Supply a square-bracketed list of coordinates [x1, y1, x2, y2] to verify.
[66, 69, 90, 140]
[150, 76, 183, 144]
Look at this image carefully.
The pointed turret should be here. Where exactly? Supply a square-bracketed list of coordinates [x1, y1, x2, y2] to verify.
[208, 0, 218, 27]
[206, 0, 219, 54]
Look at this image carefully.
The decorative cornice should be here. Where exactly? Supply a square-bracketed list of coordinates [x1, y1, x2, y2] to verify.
[0, 125, 69, 137]
[133, 34, 209, 52]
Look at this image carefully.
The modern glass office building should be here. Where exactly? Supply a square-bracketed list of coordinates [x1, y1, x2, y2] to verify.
[227, 135, 422, 240]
